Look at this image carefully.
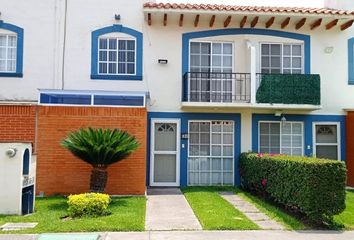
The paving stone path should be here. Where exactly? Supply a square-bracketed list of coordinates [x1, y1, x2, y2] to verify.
[219, 192, 285, 230]
[145, 188, 202, 231]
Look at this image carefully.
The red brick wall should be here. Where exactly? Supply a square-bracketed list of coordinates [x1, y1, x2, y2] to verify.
[36, 106, 147, 195]
[0, 105, 36, 149]
[347, 112, 354, 187]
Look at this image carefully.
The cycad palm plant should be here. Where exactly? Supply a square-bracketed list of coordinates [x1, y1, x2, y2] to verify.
[61, 127, 139, 193]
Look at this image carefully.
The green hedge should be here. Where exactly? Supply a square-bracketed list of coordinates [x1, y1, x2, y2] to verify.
[256, 74, 321, 105]
[239, 153, 346, 223]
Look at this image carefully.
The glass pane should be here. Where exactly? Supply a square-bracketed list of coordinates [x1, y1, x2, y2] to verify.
[261, 56, 269, 67]
[223, 173, 233, 185]
[188, 158, 199, 171]
[292, 69, 301, 74]
[283, 57, 291, 68]
[0, 36, 6, 46]
[109, 51, 117, 61]
[270, 123, 280, 134]
[316, 146, 338, 160]
[200, 122, 210, 132]
[127, 40, 135, 50]
[189, 172, 198, 185]
[271, 44, 281, 55]
[223, 134, 233, 144]
[292, 148, 302, 156]
[200, 173, 209, 185]
[190, 122, 199, 132]
[200, 145, 210, 156]
[212, 146, 221, 156]
[223, 146, 233, 156]
[223, 43, 232, 54]
[223, 122, 233, 132]
[118, 63, 125, 74]
[154, 123, 177, 151]
[99, 63, 107, 73]
[271, 57, 281, 68]
[0, 48, 5, 59]
[99, 39, 107, 49]
[190, 42, 200, 54]
[292, 123, 302, 134]
[212, 173, 222, 185]
[270, 135, 280, 147]
[99, 51, 107, 61]
[189, 145, 199, 156]
[283, 45, 291, 55]
[292, 135, 302, 147]
[282, 122, 291, 134]
[8, 36, 17, 47]
[109, 39, 117, 49]
[118, 40, 126, 50]
[201, 55, 210, 66]
[212, 43, 222, 54]
[282, 147, 291, 155]
[212, 55, 221, 66]
[223, 158, 233, 171]
[127, 63, 135, 74]
[108, 63, 116, 74]
[292, 57, 302, 68]
[201, 43, 211, 54]
[212, 133, 221, 144]
[191, 55, 200, 66]
[282, 135, 291, 147]
[260, 135, 269, 147]
[212, 158, 222, 170]
[127, 52, 135, 62]
[223, 56, 232, 67]
[260, 123, 269, 134]
[154, 154, 176, 182]
[270, 68, 281, 73]
[292, 45, 302, 56]
[7, 60, 16, 72]
[200, 158, 210, 170]
[261, 44, 269, 55]
[316, 125, 338, 143]
[118, 51, 126, 62]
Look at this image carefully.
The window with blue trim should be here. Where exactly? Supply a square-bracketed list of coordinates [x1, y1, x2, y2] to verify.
[348, 37, 354, 85]
[0, 21, 23, 78]
[91, 24, 142, 80]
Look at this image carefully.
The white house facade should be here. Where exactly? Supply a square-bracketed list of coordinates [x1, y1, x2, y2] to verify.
[0, 0, 354, 194]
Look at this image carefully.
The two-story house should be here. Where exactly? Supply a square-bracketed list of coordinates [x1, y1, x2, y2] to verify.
[1, 0, 354, 195]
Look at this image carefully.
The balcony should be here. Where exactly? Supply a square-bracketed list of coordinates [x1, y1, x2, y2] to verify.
[182, 72, 321, 110]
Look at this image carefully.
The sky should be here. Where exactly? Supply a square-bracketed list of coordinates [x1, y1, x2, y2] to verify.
[160, 0, 325, 8]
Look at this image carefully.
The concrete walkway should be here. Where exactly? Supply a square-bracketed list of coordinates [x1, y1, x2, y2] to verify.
[2, 231, 354, 240]
[220, 192, 285, 230]
[145, 188, 202, 231]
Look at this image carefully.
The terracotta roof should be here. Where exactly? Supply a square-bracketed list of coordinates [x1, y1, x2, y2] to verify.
[143, 2, 354, 16]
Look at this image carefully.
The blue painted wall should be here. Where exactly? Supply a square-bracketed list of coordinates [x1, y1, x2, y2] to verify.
[147, 112, 242, 187]
[252, 114, 346, 160]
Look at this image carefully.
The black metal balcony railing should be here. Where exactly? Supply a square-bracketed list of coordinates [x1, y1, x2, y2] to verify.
[182, 72, 251, 103]
[182, 72, 321, 105]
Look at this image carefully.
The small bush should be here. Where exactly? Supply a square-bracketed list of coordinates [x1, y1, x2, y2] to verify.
[67, 193, 111, 217]
[239, 152, 346, 224]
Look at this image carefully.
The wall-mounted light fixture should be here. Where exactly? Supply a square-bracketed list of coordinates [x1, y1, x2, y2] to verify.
[281, 115, 287, 125]
[115, 14, 121, 21]
[158, 59, 168, 64]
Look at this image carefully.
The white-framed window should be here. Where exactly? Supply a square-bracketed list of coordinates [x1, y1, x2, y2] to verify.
[259, 121, 303, 156]
[0, 34, 17, 73]
[189, 41, 234, 102]
[98, 38, 136, 75]
[313, 122, 341, 160]
[260, 43, 303, 74]
[188, 120, 234, 186]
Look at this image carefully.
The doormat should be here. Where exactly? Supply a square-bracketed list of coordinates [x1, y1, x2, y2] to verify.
[38, 234, 100, 240]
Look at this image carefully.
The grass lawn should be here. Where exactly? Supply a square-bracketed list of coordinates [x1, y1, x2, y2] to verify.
[333, 190, 354, 230]
[0, 196, 146, 234]
[182, 186, 260, 230]
[234, 188, 307, 230]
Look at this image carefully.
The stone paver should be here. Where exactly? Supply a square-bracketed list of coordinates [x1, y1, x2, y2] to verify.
[1, 223, 38, 231]
[145, 188, 202, 231]
[220, 192, 285, 230]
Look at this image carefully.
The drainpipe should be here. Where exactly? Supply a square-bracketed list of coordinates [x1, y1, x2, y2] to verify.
[247, 41, 256, 104]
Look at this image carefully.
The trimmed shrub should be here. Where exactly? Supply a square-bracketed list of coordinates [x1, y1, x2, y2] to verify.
[256, 74, 321, 105]
[67, 193, 111, 217]
[239, 153, 346, 224]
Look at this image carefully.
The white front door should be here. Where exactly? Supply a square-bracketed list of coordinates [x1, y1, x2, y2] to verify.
[313, 122, 341, 160]
[150, 119, 180, 186]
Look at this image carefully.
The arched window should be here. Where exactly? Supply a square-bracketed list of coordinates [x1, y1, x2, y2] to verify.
[91, 24, 142, 81]
[0, 20, 23, 78]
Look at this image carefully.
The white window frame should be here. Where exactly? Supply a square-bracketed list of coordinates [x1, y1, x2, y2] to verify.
[97, 36, 137, 76]
[0, 34, 17, 73]
[259, 42, 304, 74]
[187, 120, 235, 186]
[258, 121, 304, 156]
[312, 122, 341, 160]
[188, 41, 235, 102]
[150, 118, 181, 187]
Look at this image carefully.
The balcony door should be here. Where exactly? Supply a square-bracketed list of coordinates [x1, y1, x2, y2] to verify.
[189, 42, 233, 102]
